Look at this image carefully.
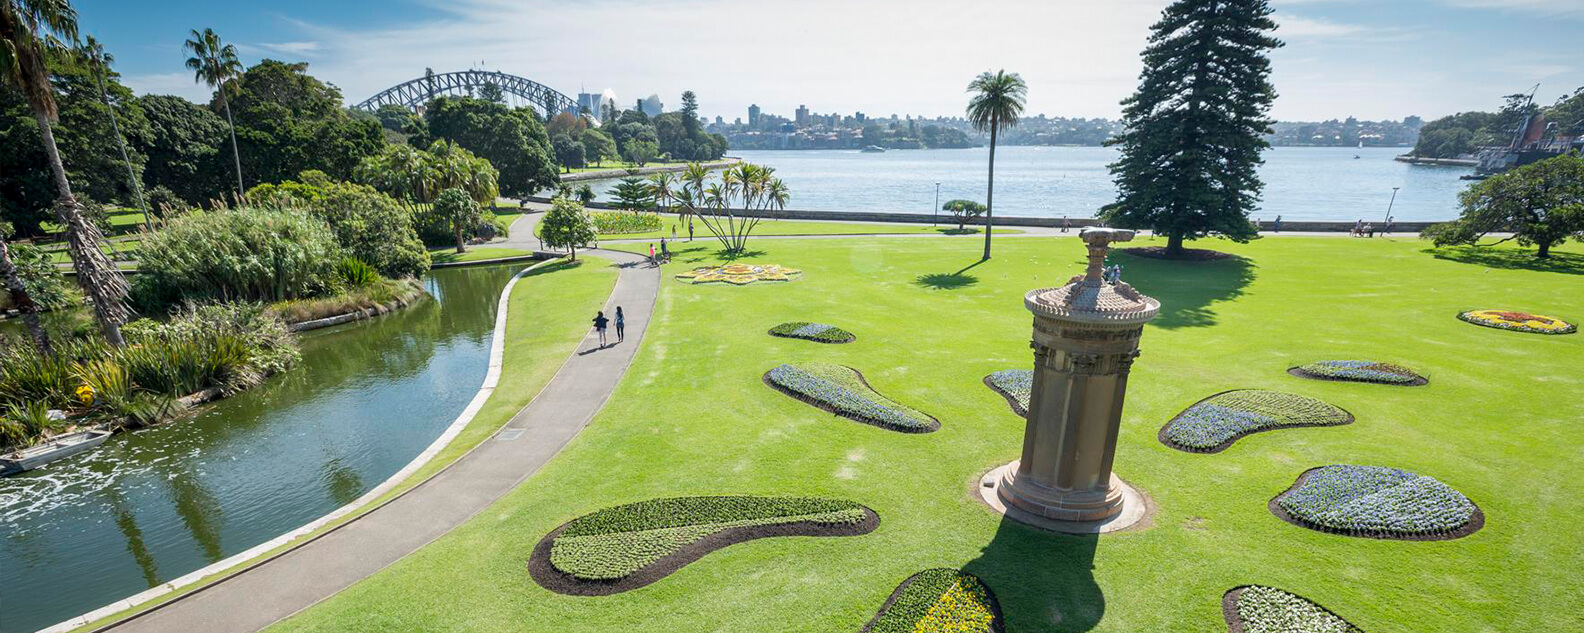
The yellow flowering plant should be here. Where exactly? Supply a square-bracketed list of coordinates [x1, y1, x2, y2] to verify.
[1458, 310, 1576, 335]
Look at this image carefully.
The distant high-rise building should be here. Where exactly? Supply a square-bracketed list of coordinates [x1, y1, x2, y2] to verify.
[715, 115, 724, 125]
[748, 103, 761, 128]
[795, 104, 810, 127]
[577, 92, 603, 119]
[640, 94, 664, 117]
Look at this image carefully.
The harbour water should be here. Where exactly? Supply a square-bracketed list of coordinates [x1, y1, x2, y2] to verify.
[582, 146, 1473, 223]
[0, 264, 523, 633]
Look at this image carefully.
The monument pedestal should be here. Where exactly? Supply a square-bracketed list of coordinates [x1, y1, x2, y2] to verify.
[979, 463, 1147, 534]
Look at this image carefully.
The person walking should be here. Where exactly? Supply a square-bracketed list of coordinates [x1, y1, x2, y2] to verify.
[1353, 219, 1364, 237]
[1384, 216, 1394, 235]
[671, 225, 677, 240]
[688, 220, 694, 242]
[1273, 215, 1282, 234]
[615, 307, 626, 342]
[660, 239, 670, 262]
[592, 310, 610, 347]
[1062, 216, 1071, 233]
[649, 243, 656, 263]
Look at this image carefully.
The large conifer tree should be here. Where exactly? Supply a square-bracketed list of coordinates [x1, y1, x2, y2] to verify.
[1101, 0, 1282, 256]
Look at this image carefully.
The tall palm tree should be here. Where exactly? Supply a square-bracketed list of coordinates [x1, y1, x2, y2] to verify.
[184, 28, 244, 197]
[82, 36, 148, 231]
[965, 69, 1026, 260]
[2, 0, 132, 346]
[648, 172, 676, 215]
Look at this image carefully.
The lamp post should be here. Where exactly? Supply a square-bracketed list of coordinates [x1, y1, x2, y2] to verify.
[933, 182, 941, 226]
[1383, 187, 1399, 226]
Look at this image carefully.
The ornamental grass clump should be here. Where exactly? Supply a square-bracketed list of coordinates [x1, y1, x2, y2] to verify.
[1292, 360, 1425, 385]
[1457, 309, 1576, 335]
[862, 569, 1002, 633]
[1161, 390, 1351, 452]
[536, 496, 873, 591]
[133, 208, 345, 310]
[1274, 465, 1479, 539]
[1229, 586, 1362, 633]
[984, 369, 1032, 416]
[765, 363, 938, 432]
[768, 322, 856, 344]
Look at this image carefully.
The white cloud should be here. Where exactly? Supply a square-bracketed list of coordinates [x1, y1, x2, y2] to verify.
[258, 41, 322, 56]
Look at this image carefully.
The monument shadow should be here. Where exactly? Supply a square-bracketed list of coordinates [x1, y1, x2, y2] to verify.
[1114, 252, 1256, 329]
[962, 517, 1104, 632]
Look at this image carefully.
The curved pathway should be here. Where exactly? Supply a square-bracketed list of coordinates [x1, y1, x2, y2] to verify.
[94, 249, 659, 633]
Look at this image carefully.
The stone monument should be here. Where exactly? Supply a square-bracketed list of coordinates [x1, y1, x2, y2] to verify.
[979, 228, 1160, 533]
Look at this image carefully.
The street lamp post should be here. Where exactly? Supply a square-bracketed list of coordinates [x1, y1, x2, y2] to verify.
[933, 182, 941, 226]
[1384, 186, 1400, 233]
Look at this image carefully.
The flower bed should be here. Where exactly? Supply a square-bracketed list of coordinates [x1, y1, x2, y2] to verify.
[528, 496, 877, 595]
[1270, 465, 1482, 540]
[768, 322, 856, 344]
[1457, 309, 1576, 335]
[589, 211, 663, 235]
[764, 363, 939, 433]
[983, 369, 1032, 417]
[861, 569, 1003, 633]
[1222, 586, 1363, 633]
[1289, 360, 1427, 386]
[676, 264, 802, 285]
[1159, 390, 1352, 453]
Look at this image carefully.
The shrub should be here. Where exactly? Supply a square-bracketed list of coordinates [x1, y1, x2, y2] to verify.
[1293, 360, 1424, 385]
[337, 258, 378, 288]
[1161, 390, 1351, 452]
[768, 322, 855, 344]
[1275, 465, 1479, 538]
[765, 363, 937, 432]
[429, 188, 483, 251]
[310, 183, 430, 278]
[865, 569, 1000, 633]
[134, 208, 344, 309]
[589, 211, 662, 235]
[1230, 586, 1362, 633]
[145, 185, 192, 219]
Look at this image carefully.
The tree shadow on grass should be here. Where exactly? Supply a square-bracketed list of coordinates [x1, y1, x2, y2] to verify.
[915, 259, 984, 290]
[1422, 245, 1584, 275]
[521, 259, 583, 276]
[962, 517, 1102, 632]
[1115, 251, 1257, 329]
[937, 228, 983, 236]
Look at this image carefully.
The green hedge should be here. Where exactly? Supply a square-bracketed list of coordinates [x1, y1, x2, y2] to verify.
[590, 211, 662, 235]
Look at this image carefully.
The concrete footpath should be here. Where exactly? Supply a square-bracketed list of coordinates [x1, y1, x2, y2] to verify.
[96, 248, 659, 633]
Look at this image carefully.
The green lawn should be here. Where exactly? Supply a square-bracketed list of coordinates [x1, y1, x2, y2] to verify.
[546, 216, 1021, 242]
[40, 207, 150, 237]
[267, 235, 1581, 633]
[429, 247, 539, 265]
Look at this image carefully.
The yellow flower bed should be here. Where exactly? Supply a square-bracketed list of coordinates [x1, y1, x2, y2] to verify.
[675, 264, 802, 285]
[1458, 309, 1576, 335]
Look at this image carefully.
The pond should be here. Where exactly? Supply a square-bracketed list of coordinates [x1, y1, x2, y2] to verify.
[0, 263, 525, 633]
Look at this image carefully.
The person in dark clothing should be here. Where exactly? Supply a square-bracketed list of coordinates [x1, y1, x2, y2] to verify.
[615, 307, 626, 342]
[593, 311, 610, 346]
[688, 221, 694, 241]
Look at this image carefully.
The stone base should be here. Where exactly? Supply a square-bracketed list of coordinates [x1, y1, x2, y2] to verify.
[978, 462, 1148, 534]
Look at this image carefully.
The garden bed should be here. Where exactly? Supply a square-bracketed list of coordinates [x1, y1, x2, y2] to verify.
[1457, 309, 1576, 335]
[1221, 585, 1363, 633]
[528, 496, 878, 596]
[763, 363, 939, 433]
[1119, 246, 1237, 261]
[1269, 465, 1483, 541]
[860, 569, 1004, 633]
[768, 322, 856, 344]
[273, 278, 428, 330]
[1287, 361, 1427, 386]
[982, 370, 1032, 417]
[1158, 390, 1353, 453]
[676, 264, 802, 285]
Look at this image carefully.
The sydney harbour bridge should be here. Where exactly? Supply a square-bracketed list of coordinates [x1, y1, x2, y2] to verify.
[353, 69, 587, 120]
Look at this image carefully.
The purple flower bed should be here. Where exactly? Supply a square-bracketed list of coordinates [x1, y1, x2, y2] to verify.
[984, 369, 1032, 415]
[766, 363, 935, 432]
[1276, 465, 1478, 537]
[1160, 390, 1351, 452]
[1293, 360, 1424, 385]
[768, 322, 856, 344]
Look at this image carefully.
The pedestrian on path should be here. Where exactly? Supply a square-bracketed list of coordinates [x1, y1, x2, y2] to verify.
[1062, 216, 1070, 233]
[1352, 219, 1364, 237]
[615, 307, 625, 342]
[1384, 216, 1394, 235]
[593, 310, 610, 347]
[1274, 215, 1282, 233]
[688, 220, 694, 241]
[671, 225, 677, 240]
[649, 243, 655, 263]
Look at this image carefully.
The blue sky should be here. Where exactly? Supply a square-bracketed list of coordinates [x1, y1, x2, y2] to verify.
[79, 0, 1584, 123]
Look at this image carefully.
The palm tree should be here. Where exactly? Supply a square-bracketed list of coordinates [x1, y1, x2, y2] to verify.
[184, 28, 244, 197]
[648, 172, 676, 216]
[82, 36, 148, 231]
[965, 69, 1026, 260]
[2, 0, 132, 346]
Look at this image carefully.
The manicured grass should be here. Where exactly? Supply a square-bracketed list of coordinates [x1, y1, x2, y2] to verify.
[267, 236, 1583, 633]
[591, 216, 1022, 241]
[41, 207, 150, 236]
[428, 247, 539, 264]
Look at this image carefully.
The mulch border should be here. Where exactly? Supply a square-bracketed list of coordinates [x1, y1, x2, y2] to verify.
[1221, 585, 1364, 633]
[1157, 390, 1355, 454]
[1267, 466, 1485, 541]
[767, 324, 857, 345]
[761, 367, 941, 434]
[527, 506, 880, 596]
[1118, 246, 1237, 261]
[1286, 366, 1429, 387]
[1456, 311, 1577, 335]
[981, 374, 1029, 418]
[859, 569, 1006, 633]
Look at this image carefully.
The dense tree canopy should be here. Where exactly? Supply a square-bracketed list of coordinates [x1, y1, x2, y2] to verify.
[1424, 153, 1584, 259]
[247, 173, 430, 277]
[133, 94, 229, 206]
[422, 96, 557, 198]
[222, 59, 384, 185]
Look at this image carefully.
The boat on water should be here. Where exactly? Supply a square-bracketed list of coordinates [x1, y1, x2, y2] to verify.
[860, 145, 886, 153]
[1, 428, 112, 476]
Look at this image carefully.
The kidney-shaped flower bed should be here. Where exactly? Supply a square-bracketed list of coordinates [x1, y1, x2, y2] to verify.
[1159, 390, 1353, 453]
[1270, 465, 1482, 540]
[1289, 360, 1427, 386]
[769, 322, 856, 344]
[529, 495, 878, 595]
[1222, 585, 1363, 633]
[1458, 309, 1576, 335]
[676, 263, 802, 285]
[861, 569, 1003, 633]
[765, 363, 939, 433]
[983, 369, 1032, 417]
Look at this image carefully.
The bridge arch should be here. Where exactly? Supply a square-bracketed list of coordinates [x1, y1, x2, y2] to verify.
[353, 70, 584, 120]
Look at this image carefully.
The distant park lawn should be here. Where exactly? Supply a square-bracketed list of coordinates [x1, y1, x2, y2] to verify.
[264, 234, 1582, 633]
[542, 215, 1022, 242]
[428, 246, 539, 265]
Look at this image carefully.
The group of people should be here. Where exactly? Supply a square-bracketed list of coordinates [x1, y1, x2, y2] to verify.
[649, 239, 671, 264]
[1351, 217, 1393, 237]
[591, 307, 626, 348]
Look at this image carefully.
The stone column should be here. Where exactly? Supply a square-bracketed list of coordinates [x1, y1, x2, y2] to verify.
[980, 228, 1159, 532]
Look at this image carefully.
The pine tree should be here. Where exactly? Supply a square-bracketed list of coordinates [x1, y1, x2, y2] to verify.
[1101, 0, 1282, 257]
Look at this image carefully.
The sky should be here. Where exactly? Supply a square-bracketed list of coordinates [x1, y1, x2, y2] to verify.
[79, 0, 1584, 123]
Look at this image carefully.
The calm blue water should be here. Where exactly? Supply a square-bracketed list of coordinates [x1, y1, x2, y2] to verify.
[583, 146, 1473, 222]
